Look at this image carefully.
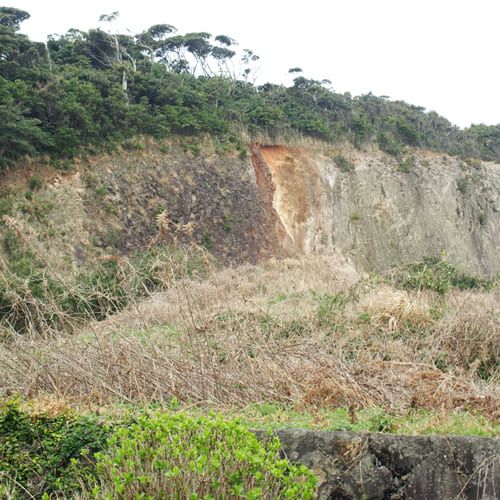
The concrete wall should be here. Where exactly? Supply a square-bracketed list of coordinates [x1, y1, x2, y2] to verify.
[254, 428, 500, 499]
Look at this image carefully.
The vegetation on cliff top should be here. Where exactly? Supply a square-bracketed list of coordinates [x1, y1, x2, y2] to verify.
[2, 6, 500, 168]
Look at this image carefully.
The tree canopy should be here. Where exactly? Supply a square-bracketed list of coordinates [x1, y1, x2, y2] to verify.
[1, 5, 499, 168]
[0, 6, 29, 30]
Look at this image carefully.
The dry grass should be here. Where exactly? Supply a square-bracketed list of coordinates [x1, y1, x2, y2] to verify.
[361, 285, 432, 331]
[0, 254, 498, 421]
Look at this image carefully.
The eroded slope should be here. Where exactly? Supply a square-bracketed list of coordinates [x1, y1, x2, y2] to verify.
[250, 144, 500, 277]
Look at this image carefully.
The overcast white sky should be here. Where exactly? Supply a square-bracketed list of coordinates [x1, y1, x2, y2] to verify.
[6, 0, 500, 128]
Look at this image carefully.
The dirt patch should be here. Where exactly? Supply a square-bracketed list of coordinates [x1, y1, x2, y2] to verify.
[249, 144, 292, 254]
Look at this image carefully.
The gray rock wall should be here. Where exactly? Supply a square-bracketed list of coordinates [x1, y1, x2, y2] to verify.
[30, 142, 500, 277]
[253, 145, 500, 278]
[254, 429, 499, 500]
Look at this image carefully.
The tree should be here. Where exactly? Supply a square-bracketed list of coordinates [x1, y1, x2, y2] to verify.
[184, 32, 212, 75]
[82, 13, 137, 102]
[136, 24, 177, 65]
[0, 7, 29, 30]
[240, 49, 259, 82]
[0, 78, 51, 165]
[210, 35, 236, 77]
[164, 34, 190, 73]
[0, 8, 47, 82]
[98, 11, 119, 24]
[396, 118, 420, 146]
[350, 114, 373, 144]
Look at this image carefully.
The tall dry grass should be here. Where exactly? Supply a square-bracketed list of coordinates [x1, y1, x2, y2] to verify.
[1, 251, 498, 420]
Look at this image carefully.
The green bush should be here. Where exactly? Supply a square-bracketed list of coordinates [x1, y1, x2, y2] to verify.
[88, 412, 317, 499]
[391, 257, 458, 294]
[0, 199, 13, 217]
[0, 398, 108, 499]
[0, 404, 316, 500]
[28, 176, 43, 190]
[377, 132, 401, 157]
[334, 154, 354, 173]
[121, 139, 145, 151]
[457, 177, 468, 195]
[396, 119, 420, 146]
[399, 154, 415, 173]
[388, 257, 493, 294]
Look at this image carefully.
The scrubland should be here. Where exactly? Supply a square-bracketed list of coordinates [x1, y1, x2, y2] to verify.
[1, 241, 499, 498]
[2, 249, 498, 423]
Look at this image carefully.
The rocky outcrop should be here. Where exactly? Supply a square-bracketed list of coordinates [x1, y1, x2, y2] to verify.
[250, 144, 500, 278]
[15, 141, 498, 277]
[77, 145, 286, 264]
[255, 428, 500, 500]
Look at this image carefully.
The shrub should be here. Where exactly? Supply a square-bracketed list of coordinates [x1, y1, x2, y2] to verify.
[465, 157, 481, 170]
[399, 155, 415, 173]
[122, 139, 145, 151]
[387, 257, 492, 294]
[0, 250, 129, 334]
[396, 120, 420, 146]
[28, 176, 43, 191]
[457, 177, 468, 195]
[0, 398, 108, 499]
[88, 412, 316, 499]
[222, 213, 233, 232]
[158, 141, 170, 154]
[50, 159, 73, 171]
[0, 215, 211, 336]
[391, 257, 458, 294]
[334, 154, 354, 173]
[377, 132, 401, 157]
[181, 140, 201, 157]
[0, 192, 13, 217]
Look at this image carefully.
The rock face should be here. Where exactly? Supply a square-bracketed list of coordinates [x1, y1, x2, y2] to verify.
[250, 144, 500, 278]
[16, 141, 499, 277]
[76, 145, 286, 264]
[254, 429, 500, 500]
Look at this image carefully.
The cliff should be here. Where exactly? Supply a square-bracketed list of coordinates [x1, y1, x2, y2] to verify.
[1, 141, 499, 499]
[2, 140, 499, 278]
[250, 144, 500, 278]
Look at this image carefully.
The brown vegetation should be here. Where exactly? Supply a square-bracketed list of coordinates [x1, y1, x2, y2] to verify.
[1, 253, 498, 421]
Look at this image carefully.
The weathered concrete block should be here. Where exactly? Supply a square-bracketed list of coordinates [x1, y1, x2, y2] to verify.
[253, 429, 500, 499]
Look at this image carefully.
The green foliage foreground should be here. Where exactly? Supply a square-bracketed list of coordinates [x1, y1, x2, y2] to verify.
[1, 397, 497, 499]
[0, 398, 108, 499]
[0, 399, 316, 500]
[90, 412, 316, 500]
[1, 397, 498, 499]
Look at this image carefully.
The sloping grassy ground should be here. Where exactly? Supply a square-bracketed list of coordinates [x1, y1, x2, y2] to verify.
[1, 252, 498, 419]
